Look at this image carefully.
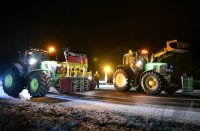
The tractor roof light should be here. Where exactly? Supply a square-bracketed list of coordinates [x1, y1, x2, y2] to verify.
[29, 58, 37, 65]
[141, 49, 148, 54]
[48, 46, 55, 53]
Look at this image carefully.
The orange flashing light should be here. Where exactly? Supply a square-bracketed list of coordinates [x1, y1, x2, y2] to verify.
[141, 49, 148, 54]
[48, 46, 55, 53]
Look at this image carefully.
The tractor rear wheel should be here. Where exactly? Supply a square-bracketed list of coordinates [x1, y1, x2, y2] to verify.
[113, 68, 131, 92]
[28, 71, 51, 97]
[141, 71, 164, 95]
[2, 63, 24, 97]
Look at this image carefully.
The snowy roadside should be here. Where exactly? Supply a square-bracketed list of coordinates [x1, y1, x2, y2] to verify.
[1, 82, 200, 130]
[0, 85, 13, 99]
[0, 98, 200, 131]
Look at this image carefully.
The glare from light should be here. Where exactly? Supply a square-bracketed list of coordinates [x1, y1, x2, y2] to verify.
[48, 46, 55, 53]
[105, 66, 111, 73]
[136, 60, 143, 67]
[104, 66, 111, 83]
[94, 57, 98, 62]
[129, 50, 132, 54]
[29, 58, 37, 65]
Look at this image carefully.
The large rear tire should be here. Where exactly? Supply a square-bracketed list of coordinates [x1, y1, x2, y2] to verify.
[2, 63, 24, 97]
[141, 71, 164, 95]
[28, 71, 51, 97]
[113, 68, 131, 92]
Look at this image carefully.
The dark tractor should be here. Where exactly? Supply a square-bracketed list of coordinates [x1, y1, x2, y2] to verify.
[3, 47, 96, 97]
[3, 48, 51, 97]
[113, 40, 190, 95]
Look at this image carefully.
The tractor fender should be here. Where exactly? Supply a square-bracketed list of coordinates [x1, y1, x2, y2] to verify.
[114, 65, 134, 76]
[114, 65, 125, 71]
[139, 70, 155, 82]
[28, 69, 48, 77]
[13, 63, 24, 76]
[114, 65, 136, 83]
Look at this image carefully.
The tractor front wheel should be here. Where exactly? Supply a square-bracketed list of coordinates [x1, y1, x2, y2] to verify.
[28, 71, 51, 97]
[141, 71, 164, 95]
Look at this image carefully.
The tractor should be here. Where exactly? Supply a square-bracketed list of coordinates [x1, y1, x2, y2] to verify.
[2, 47, 96, 97]
[113, 40, 190, 95]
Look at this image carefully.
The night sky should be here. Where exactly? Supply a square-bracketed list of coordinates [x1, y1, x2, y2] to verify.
[0, 1, 199, 78]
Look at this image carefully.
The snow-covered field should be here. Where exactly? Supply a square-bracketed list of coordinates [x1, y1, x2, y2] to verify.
[0, 81, 200, 130]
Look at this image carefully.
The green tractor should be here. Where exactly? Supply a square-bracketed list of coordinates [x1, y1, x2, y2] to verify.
[113, 40, 190, 95]
[2, 47, 95, 97]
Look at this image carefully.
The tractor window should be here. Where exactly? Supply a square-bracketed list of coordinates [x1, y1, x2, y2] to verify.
[123, 53, 136, 68]
[129, 56, 136, 66]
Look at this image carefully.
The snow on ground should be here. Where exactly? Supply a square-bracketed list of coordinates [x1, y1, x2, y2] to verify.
[0, 86, 13, 99]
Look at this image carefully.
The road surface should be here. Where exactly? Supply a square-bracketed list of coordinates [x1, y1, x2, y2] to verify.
[1, 83, 200, 126]
[29, 85, 200, 125]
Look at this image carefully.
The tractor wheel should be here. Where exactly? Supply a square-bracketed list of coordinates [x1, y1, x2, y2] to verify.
[28, 71, 51, 97]
[2, 63, 24, 97]
[141, 71, 164, 95]
[113, 68, 131, 92]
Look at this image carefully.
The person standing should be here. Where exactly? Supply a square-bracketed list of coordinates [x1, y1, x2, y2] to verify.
[94, 71, 100, 89]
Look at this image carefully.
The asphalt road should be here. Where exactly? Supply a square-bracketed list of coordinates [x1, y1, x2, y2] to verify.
[31, 87, 200, 110]
[1, 83, 199, 125]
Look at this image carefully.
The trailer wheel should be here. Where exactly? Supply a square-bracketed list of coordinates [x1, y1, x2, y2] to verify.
[113, 68, 131, 92]
[2, 63, 24, 97]
[141, 71, 164, 95]
[28, 71, 51, 97]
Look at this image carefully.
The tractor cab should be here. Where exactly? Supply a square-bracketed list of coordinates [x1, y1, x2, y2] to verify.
[19, 48, 49, 65]
[19, 48, 49, 75]
[123, 49, 148, 70]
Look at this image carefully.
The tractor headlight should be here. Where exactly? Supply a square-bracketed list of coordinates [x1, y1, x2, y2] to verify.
[29, 58, 37, 65]
[136, 60, 143, 67]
